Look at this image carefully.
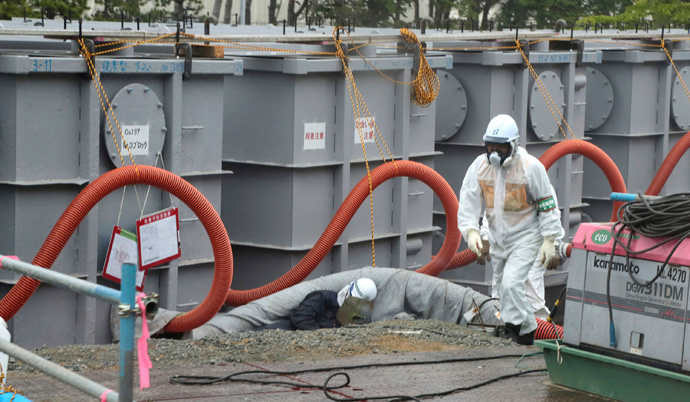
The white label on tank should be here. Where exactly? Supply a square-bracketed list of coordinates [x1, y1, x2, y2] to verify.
[630, 347, 643, 355]
[354, 117, 376, 144]
[121, 125, 150, 156]
[303, 122, 326, 150]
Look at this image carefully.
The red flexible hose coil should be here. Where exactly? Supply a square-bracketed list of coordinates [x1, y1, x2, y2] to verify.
[646, 131, 690, 196]
[226, 160, 461, 305]
[0, 166, 232, 333]
[535, 317, 564, 340]
[539, 139, 626, 222]
[444, 139, 626, 271]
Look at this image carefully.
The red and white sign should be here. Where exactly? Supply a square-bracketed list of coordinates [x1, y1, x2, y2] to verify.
[102, 226, 147, 291]
[304, 122, 326, 150]
[354, 117, 376, 144]
[136, 208, 181, 270]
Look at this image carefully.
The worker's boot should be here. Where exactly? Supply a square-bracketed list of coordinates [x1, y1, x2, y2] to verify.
[502, 323, 521, 343]
[517, 330, 535, 346]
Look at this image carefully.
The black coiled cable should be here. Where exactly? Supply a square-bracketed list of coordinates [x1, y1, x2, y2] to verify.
[607, 193, 690, 332]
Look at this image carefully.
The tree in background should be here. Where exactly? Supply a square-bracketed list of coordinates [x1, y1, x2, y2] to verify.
[498, 0, 584, 29]
[580, 0, 690, 28]
[13, 0, 89, 20]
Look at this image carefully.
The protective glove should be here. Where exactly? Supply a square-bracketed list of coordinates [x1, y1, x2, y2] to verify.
[466, 229, 483, 258]
[476, 240, 491, 266]
[539, 236, 559, 270]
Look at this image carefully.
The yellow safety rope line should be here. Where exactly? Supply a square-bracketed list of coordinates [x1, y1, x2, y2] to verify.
[399, 28, 440, 107]
[79, 38, 139, 175]
[91, 32, 177, 55]
[662, 42, 690, 107]
[430, 45, 520, 51]
[516, 39, 579, 146]
[334, 27, 390, 267]
[179, 32, 338, 55]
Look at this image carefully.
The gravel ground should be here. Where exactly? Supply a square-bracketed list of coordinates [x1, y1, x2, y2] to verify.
[9, 319, 514, 374]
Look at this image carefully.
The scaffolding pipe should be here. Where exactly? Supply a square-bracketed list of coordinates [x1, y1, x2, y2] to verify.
[119, 263, 136, 402]
[0, 255, 121, 305]
[0, 255, 139, 402]
[0, 338, 121, 401]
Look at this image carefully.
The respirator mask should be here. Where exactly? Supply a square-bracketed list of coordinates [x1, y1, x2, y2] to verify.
[485, 143, 513, 167]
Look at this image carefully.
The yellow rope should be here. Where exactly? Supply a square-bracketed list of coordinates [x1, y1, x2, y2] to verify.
[91, 32, 177, 55]
[399, 28, 440, 108]
[516, 39, 578, 145]
[79, 38, 138, 175]
[662, 42, 690, 108]
[333, 28, 377, 267]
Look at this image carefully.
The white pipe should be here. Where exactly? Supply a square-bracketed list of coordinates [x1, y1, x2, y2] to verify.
[240, 0, 246, 25]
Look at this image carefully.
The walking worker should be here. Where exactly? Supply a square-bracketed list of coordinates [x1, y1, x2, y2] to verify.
[457, 114, 563, 345]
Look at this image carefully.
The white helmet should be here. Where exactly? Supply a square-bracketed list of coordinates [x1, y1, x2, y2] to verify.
[483, 114, 520, 167]
[337, 278, 377, 306]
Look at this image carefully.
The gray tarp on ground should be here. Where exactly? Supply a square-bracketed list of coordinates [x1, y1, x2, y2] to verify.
[113, 267, 502, 340]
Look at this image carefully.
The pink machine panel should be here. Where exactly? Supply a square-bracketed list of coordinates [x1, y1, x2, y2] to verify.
[573, 222, 690, 266]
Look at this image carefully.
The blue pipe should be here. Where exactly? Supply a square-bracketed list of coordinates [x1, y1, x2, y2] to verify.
[0, 255, 120, 304]
[119, 263, 136, 402]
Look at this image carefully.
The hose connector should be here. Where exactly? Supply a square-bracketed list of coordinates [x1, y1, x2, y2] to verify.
[558, 242, 572, 265]
[141, 292, 159, 320]
[609, 321, 617, 348]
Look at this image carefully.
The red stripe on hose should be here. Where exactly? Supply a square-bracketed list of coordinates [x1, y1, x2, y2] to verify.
[0, 166, 232, 333]
[225, 160, 462, 305]
[535, 317, 563, 339]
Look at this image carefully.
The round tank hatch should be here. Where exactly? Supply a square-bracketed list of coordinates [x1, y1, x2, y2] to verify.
[434, 70, 468, 141]
[528, 71, 565, 141]
[672, 67, 690, 131]
[585, 67, 614, 132]
[104, 83, 166, 168]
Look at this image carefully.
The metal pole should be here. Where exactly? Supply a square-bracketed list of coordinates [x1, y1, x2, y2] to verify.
[0, 339, 120, 402]
[239, 0, 246, 25]
[0, 256, 120, 305]
[136, 17, 140, 30]
[121, 11, 124, 30]
[283, 19, 286, 34]
[119, 263, 137, 402]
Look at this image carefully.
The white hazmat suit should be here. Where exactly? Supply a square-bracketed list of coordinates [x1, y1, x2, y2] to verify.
[458, 146, 562, 336]
[480, 185, 565, 321]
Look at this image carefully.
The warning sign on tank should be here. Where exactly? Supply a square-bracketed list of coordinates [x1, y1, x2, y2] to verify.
[354, 117, 375, 144]
[303, 122, 326, 150]
[122, 125, 150, 156]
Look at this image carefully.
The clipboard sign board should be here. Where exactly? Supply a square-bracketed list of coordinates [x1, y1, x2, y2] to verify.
[102, 226, 147, 291]
[136, 207, 181, 270]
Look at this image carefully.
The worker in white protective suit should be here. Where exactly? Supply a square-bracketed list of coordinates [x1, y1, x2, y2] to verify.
[457, 114, 563, 345]
[478, 185, 565, 321]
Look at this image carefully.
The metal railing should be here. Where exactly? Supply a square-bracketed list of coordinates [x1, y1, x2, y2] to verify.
[0, 255, 158, 402]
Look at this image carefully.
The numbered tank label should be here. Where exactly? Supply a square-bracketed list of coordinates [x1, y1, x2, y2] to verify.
[354, 117, 375, 144]
[304, 122, 326, 150]
[122, 125, 150, 156]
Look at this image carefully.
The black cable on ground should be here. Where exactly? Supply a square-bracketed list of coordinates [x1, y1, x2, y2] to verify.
[171, 354, 545, 401]
[170, 353, 533, 386]
[322, 369, 546, 401]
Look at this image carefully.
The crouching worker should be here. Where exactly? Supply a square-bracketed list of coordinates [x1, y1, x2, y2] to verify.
[255, 278, 378, 331]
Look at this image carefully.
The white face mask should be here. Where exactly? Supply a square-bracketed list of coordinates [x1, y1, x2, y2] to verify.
[488, 152, 503, 167]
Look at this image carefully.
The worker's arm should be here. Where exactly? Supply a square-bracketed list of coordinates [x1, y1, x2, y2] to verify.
[527, 162, 562, 239]
[290, 291, 331, 330]
[457, 157, 485, 240]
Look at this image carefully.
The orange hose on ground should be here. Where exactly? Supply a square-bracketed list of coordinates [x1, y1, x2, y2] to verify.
[444, 139, 627, 271]
[536, 317, 563, 339]
[226, 160, 461, 306]
[646, 130, 690, 196]
[0, 166, 232, 333]
[539, 140, 626, 223]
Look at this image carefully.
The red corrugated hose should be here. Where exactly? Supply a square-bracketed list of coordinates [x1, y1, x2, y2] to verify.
[539, 139, 626, 222]
[646, 131, 690, 196]
[0, 166, 232, 333]
[226, 160, 462, 306]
